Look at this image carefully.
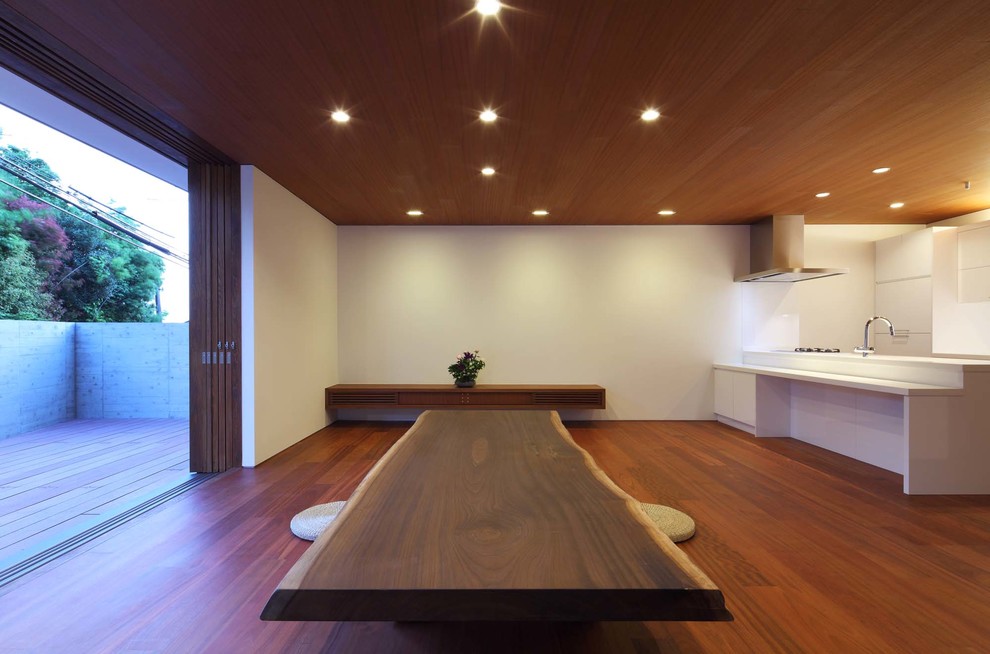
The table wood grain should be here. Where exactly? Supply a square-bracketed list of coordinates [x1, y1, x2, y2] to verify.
[261, 410, 732, 622]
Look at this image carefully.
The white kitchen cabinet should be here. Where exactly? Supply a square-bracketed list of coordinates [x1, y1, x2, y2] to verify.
[732, 371, 756, 425]
[958, 225, 990, 303]
[875, 229, 933, 355]
[959, 266, 990, 304]
[875, 277, 932, 333]
[714, 369, 733, 417]
[958, 224, 990, 270]
[875, 229, 933, 283]
[714, 369, 755, 427]
[873, 332, 933, 357]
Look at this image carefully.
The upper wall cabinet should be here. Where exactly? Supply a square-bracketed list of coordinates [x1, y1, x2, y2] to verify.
[875, 229, 933, 283]
[958, 224, 990, 303]
[875, 229, 933, 356]
[875, 276, 933, 333]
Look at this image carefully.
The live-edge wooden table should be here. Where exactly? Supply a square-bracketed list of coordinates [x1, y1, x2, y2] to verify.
[262, 410, 732, 623]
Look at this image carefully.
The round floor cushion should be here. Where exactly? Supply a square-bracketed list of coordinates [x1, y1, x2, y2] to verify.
[640, 503, 696, 542]
[290, 501, 347, 541]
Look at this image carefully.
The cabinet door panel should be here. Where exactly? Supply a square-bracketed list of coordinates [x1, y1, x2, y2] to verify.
[874, 332, 932, 356]
[398, 392, 461, 406]
[875, 277, 932, 333]
[714, 370, 733, 417]
[875, 230, 932, 282]
[958, 225, 990, 270]
[732, 373, 756, 426]
[959, 266, 990, 303]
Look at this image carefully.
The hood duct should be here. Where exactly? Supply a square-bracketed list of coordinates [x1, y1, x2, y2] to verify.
[735, 214, 848, 282]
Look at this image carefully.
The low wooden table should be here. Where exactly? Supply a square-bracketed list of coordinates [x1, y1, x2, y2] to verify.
[262, 410, 732, 622]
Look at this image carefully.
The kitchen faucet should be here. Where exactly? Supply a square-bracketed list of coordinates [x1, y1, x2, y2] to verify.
[853, 316, 894, 357]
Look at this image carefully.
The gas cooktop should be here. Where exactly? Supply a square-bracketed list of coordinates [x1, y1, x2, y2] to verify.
[794, 347, 840, 353]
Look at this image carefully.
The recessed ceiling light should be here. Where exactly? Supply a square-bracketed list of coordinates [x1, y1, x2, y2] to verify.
[889, 202, 904, 209]
[481, 167, 495, 176]
[479, 109, 498, 123]
[407, 210, 423, 217]
[330, 110, 350, 123]
[532, 209, 549, 216]
[641, 109, 661, 121]
[657, 210, 676, 216]
[475, 0, 501, 16]
[872, 167, 891, 174]
[815, 192, 830, 198]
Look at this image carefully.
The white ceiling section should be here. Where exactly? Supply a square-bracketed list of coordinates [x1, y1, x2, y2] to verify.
[0, 66, 187, 190]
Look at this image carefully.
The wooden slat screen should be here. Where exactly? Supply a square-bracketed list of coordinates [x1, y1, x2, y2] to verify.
[189, 163, 241, 472]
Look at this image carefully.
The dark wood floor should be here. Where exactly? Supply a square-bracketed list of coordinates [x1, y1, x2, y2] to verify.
[0, 419, 191, 568]
[0, 419, 988, 653]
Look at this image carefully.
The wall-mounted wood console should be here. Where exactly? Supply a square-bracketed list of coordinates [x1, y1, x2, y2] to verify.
[326, 384, 606, 411]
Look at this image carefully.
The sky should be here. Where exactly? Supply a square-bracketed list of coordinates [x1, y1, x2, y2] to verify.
[0, 104, 189, 322]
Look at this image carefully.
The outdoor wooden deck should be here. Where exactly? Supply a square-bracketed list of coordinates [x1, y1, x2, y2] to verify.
[0, 419, 190, 567]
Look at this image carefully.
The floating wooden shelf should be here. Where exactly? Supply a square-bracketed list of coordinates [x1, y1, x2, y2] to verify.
[326, 384, 606, 411]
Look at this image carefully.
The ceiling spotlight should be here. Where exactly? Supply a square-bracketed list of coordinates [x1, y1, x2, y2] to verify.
[532, 209, 549, 216]
[330, 110, 350, 123]
[641, 109, 661, 121]
[481, 167, 495, 176]
[872, 167, 891, 174]
[815, 192, 830, 198]
[657, 210, 676, 216]
[479, 109, 498, 123]
[889, 202, 904, 209]
[407, 210, 423, 217]
[475, 0, 501, 16]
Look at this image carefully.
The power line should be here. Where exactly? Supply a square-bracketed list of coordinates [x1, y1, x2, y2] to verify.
[0, 176, 188, 267]
[0, 156, 188, 266]
[0, 151, 180, 247]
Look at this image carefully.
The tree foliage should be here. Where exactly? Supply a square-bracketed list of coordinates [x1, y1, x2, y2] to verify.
[0, 142, 164, 322]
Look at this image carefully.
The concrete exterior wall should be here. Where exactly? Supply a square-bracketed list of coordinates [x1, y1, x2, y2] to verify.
[0, 320, 75, 438]
[75, 323, 189, 419]
[0, 320, 188, 438]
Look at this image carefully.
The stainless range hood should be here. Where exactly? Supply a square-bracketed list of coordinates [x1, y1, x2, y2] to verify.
[735, 214, 848, 282]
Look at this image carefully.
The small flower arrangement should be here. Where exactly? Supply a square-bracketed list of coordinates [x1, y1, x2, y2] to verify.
[448, 350, 486, 387]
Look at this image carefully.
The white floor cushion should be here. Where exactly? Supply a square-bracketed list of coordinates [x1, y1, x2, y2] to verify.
[290, 500, 347, 541]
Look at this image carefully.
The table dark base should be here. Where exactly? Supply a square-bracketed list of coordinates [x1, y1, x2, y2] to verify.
[262, 588, 732, 622]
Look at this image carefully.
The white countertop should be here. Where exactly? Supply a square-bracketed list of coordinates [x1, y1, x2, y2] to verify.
[744, 348, 990, 369]
[713, 362, 963, 396]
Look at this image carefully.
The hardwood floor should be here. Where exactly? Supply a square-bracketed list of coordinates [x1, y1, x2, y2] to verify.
[0, 419, 988, 653]
[0, 419, 191, 567]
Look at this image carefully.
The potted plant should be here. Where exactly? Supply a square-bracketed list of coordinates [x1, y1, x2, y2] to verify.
[448, 350, 486, 388]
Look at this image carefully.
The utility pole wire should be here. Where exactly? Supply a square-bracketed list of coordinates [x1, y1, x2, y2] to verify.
[0, 151, 180, 245]
[0, 176, 188, 267]
[0, 160, 189, 266]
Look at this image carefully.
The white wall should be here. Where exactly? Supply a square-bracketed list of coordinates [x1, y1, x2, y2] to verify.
[338, 225, 747, 420]
[241, 167, 338, 466]
[742, 225, 922, 351]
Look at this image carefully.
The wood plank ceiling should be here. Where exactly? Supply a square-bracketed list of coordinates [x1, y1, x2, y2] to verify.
[3, 0, 990, 225]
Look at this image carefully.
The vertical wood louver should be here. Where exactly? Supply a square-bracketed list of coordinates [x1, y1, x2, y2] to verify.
[189, 164, 241, 472]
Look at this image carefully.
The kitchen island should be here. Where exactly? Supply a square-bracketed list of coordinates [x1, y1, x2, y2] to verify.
[714, 350, 990, 494]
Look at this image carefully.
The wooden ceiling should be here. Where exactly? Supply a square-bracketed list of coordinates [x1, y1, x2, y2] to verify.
[3, 0, 990, 225]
